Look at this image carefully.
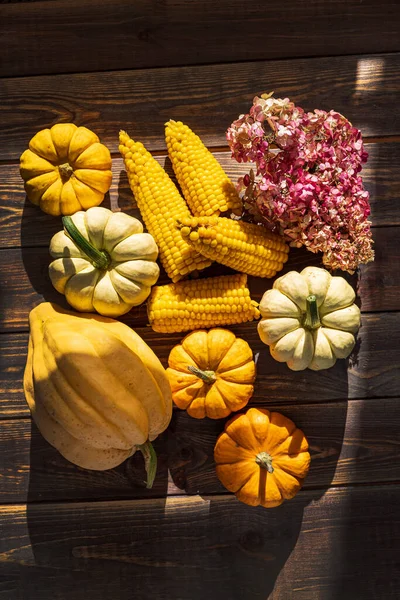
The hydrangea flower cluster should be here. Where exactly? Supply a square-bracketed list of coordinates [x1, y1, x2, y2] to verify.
[226, 93, 374, 273]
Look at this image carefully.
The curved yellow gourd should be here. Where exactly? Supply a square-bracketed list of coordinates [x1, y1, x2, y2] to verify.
[24, 303, 172, 480]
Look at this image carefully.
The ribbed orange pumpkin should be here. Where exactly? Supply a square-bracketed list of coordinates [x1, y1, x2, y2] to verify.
[214, 408, 310, 508]
[166, 328, 256, 419]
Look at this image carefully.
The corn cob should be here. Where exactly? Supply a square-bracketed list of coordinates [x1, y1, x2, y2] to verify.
[177, 216, 289, 278]
[147, 273, 260, 333]
[119, 130, 211, 283]
[165, 120, 242, 217]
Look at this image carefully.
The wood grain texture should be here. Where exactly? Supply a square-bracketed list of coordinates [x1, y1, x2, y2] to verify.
[1, 312, 399, 419]
[1, 142, 398, 249]
[0, 221, 395, 333]
[0, 486, 399, 599]
[2, 0, 400, 77]
[0, 397, 399, 503]
[0, 52, 398, 161]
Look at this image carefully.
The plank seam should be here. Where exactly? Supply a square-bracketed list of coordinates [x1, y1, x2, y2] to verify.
[2, 393, 400, 422]
[1, 49, 399, 81]
[1, 479, 400, 509]
[1, 137, 399, 167]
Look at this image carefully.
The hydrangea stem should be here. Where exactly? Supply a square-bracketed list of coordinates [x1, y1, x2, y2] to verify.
[303, 294, 321, 330]
[62, 216, 111, 270]
[187, 365, 217, 384]
[138, 441, 157, 489]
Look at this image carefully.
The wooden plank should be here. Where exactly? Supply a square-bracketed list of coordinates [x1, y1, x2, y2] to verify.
[0, 397, 399, 503]
[0, 53, 398, 161]
[0, 486, 399, 599]
[0, 221, 396, 333]
[1, 0, 400, 78]
[1, 312, 399, 419]
[1, 142, 398, 250]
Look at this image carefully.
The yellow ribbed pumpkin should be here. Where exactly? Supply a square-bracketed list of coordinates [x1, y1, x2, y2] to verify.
[20, 123, 112, 216]
[24, 303, 172, 485]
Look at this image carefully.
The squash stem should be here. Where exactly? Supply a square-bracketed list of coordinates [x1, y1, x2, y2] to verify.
[58, 162, 74, 181]
[255, 452, 274, 473]
[187, 365, 217, 384]
[62, 216, 111, 270]
[303, 294, 321, 330]
[138, 440, 157, 489]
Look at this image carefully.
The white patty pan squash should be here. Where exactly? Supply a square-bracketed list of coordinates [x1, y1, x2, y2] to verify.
[257, 266, 361, 371]
[49, 206, 160, 317]
[24, 302, 173, 484]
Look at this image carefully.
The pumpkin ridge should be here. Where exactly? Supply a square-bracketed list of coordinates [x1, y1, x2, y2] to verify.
[217, 361, 255, 384]
[275, 288, 305, 312]
[212, 336, 236, 371]
[204, 383, 228, 415]
[26, 338, 132, 468]
[213, 379, 253, 412]
[95, 333, 167, 437]
[70, 176, 105, 199]
[174, 381, 203, 410]
[167, 345, 198, 374]
[45, 320, 149, 442]
[237, 465, 258, 493]
[166, 369, 198, 391]
[272, 427, 309, 459]
[187, 386, 207, 418]
[65, 266, 99, 311]
[39, 343, 123, 449]
[42, 323, 134, 449]
[272, 469, 301, 500]
[273, 453, 310, 480]
[82, 326, 164, 430]
[216, 356, 252, 374]
[181, 334, 209, 369]
[42, 342, 126, 449]
[83, 206, 111, 251]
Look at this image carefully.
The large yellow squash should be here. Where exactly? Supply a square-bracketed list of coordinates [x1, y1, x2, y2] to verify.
[24, 303, 172, 484]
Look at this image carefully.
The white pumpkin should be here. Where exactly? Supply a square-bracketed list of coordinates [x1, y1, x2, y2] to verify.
[257, 266, 361, 371]
[49, 206, 160, 317]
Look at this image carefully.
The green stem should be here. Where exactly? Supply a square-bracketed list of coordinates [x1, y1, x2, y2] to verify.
[62, 216, 111, 270]
[255, 452, 274, 473]
[138, 440, 157, 489]
[187, 365, 217, 384]
[303, 294, 321, 330]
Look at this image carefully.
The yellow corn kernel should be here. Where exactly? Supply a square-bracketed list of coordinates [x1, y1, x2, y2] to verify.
[177, 216, 289, 279]
[147, 273, 260, 333]
[165, 120, 242, 217]
[119, 130, 212, 282]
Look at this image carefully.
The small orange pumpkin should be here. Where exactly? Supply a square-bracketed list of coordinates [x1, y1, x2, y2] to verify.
[214, 408, 310, 508]
[166, 328, 256, 419]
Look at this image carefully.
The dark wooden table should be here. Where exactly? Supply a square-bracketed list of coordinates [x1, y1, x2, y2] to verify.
[1, 2, 400, 598]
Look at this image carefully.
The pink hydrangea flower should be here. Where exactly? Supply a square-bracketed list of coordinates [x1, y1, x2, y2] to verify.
[226, 93, 374, 273]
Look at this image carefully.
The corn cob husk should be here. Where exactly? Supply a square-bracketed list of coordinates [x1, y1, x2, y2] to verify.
[165, 120, 242, 217]
[178, 216, 289, 278]
[147, 273, 260, 333]
[119, 131, 211, 283]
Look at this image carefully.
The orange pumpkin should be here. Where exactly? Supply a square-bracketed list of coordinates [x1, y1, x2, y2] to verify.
[214, 408, 310, 508]
[166, 328, 256, 419]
